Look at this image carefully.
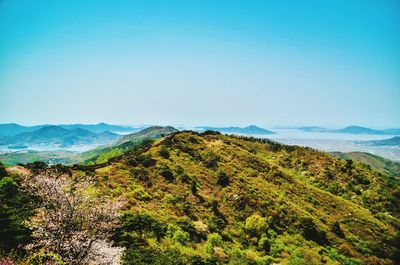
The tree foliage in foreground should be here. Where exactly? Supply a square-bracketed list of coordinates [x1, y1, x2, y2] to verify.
[0, 163, 34, 251]
[19, 167, 125, 264]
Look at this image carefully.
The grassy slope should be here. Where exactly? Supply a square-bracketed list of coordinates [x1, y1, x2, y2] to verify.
[331, 151, 400, 177]
[92, 131, 399, 264]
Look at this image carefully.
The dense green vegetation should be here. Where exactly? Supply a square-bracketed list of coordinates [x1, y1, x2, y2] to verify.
[331, 151, 400, 177]
[0, 163, 34, 252]
[1, 131, 399, 264]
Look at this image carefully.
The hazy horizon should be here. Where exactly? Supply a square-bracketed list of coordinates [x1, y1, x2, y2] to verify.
[1, 0, 399, 127]
[1, 122, 400, 131]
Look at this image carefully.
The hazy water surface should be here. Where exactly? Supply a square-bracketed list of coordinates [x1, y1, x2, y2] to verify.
[248, 129, 400, 161]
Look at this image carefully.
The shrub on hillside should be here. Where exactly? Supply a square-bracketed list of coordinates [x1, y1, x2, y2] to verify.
[202, 152, 221, 169]
[258, 234, 271, 253]
[130, 167, 150, 183]
[0, 162, 7, 178]
[25, 161, 48, 174]
[136, 154, 156, 167]
[159, 146, 170, 159]
[299, 218, 328, 245]
[160, 166, 175, 182]
[115, 212, 165, 245]
[208, 215, 226, 232]
[191, 180, 197, 194]
[245, 214, 268, 238]
[216, 171, 230, 187]
[205, 233, 224, 255]
[166, 224, 190, 245]
[331, 221, 344, 238]
[0, 174, 34, 251]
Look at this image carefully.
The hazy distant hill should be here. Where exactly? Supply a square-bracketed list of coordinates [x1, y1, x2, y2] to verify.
[0, 123, 46, 137]
[196, 125, 275, 134]
[297, 126, 330, 132]
[0, 123, 138, 136]
[358, 136, 400, 147]
[336, 126, 383, 134]
[59, 122, 140, 133]
[331, 151, 400, 177]
[0, 125, 120, 147]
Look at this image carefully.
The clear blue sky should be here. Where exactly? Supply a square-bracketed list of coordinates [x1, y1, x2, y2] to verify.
[0, 0, 399, 128]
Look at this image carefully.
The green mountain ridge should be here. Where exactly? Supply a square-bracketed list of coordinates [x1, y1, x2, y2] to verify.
[80, 131, 399, 264]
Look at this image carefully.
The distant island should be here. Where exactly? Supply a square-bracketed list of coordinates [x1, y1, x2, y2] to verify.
[297, 126, 330, 132]
[357, 136, 400, 147]
[195, 125, 275, 135]
[336, 126, 385, 134]
[298, 125, 400, 135]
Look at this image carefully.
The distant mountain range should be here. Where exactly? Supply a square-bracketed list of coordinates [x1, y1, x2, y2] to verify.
[0, 123, 45, 137]
[0, 123, 139, 137]
[298, 125, 400, 135]
[0, 125, 120, 147]
[357, 136, 400, 147]
[58, 123, 140, 134]
[0, 126, 179, 165]
[195, 125, 275, 135]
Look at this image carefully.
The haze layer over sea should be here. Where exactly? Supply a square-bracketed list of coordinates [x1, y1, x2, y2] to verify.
[250, 129, 400, 161]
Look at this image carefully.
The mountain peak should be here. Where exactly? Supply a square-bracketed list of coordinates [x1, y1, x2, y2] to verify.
[38, 125, 68, 133]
